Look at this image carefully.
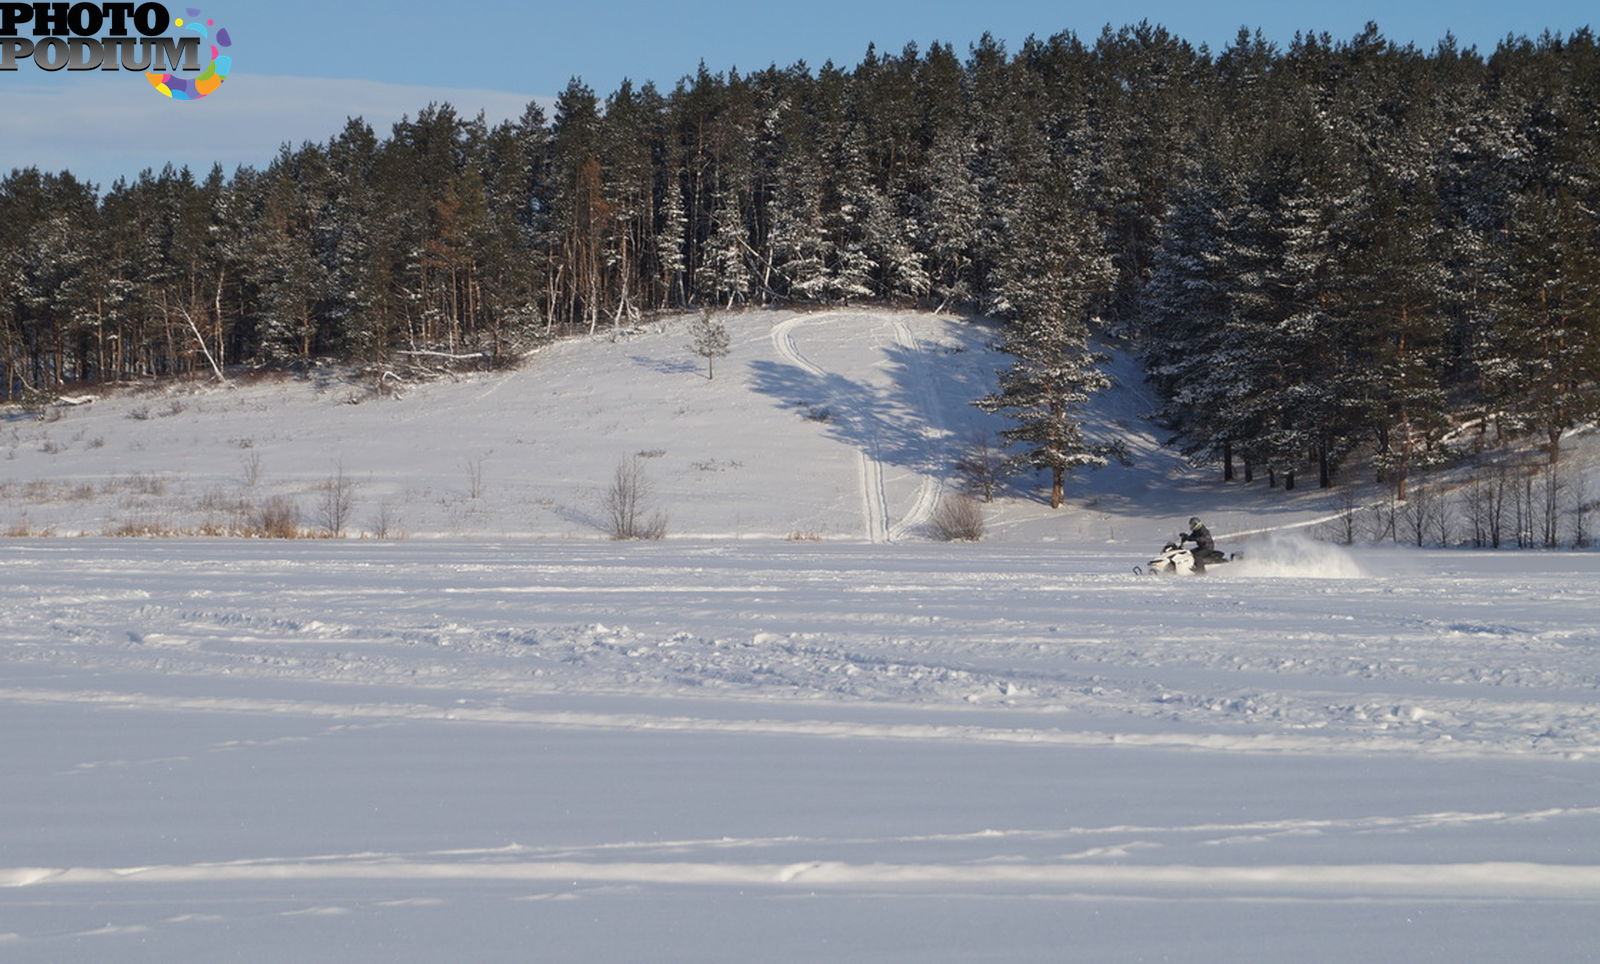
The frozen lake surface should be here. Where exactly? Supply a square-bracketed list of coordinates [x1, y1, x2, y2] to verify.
[2, 538, 1598, 961]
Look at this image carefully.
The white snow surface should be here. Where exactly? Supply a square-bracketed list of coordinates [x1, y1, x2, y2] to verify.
[1, 308, 1369, 543]
[2, 309, 1598, 961]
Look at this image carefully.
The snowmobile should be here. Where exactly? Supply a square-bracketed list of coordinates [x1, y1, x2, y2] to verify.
[1134, 540, 1240, 576]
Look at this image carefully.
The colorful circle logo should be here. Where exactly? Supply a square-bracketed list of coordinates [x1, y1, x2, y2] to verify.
[146, 7, 233, 100]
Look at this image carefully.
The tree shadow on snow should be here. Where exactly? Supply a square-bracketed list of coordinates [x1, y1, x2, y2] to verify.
[745, 319, 1008, 482]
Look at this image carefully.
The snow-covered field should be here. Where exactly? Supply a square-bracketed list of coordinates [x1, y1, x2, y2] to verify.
[3, 311, 1598, 960]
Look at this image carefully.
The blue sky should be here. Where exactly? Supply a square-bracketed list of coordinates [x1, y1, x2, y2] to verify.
[238, 0, 1594, 92]
[3, 0, 1595, 191]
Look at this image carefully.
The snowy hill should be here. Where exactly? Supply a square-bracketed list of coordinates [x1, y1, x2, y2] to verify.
[2, 308, 1346, 546]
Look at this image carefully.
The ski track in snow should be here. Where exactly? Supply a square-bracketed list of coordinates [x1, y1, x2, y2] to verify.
[769, 314, 827, 380]
[770, 314, 889, 542]
[771, 313, 951, 543]
[887, 318, 947, 540]
[770, 313, 891, 542]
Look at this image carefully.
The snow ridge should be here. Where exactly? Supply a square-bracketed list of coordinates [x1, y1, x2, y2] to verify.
[9, 856, 1600, 899]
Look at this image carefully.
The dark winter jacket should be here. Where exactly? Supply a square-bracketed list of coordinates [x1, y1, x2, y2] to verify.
[1183, 524, 1215, 554]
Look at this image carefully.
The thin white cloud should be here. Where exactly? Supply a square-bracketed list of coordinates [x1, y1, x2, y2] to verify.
[1, 74, 553, 189]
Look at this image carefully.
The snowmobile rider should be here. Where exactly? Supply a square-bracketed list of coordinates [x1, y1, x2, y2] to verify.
[1179, 517, 1227, 566]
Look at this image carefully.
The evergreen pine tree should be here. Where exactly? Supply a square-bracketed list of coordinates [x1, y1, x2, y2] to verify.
[975, 161, 1122, 508]
[688, 307, 732, 379]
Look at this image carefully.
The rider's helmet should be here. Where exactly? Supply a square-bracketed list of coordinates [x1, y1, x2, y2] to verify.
[1189, 517, 1203, 531]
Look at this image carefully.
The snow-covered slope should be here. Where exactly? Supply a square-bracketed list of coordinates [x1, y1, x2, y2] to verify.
[1, 308, 1344, 545]
[5, 310, 1599, 962]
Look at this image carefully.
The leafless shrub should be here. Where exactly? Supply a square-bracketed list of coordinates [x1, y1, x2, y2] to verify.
[249, 496, 301, 538]
[315, 464, 359, 536]
[124, 473, 168, 496]
[106, 515, 261, 538]
[1572, 472, 1596, 549]
[4, 517, 52, 537]
[368, 503, 405, 540]
[1463, 463, 1512, 548]
[465, 453, 488, 500]
[602, 456, 667, 540]
[1506, 467, 1542, 548]
[785, 530, 823, 542]
[930, 493, 986, 541]
[198, 486, 251, 517]
[127, 405, 152, 420]
[1398, 481, 1441, 547]
[954, 431, 1007, 502]
[241, 452, 263, 488]
[1432, 487, 1458, 547]
[1320, 485, 1362, 545]
[105, 515, 181, 537]
[1539, 462, 1564, 549]
[1365, 495, 1399, 544]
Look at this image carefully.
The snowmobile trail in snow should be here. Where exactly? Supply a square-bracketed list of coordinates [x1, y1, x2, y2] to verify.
[770, 313, 952, 543]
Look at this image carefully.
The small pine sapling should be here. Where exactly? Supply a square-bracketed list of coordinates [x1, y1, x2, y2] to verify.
[688, 308, 732, 380]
